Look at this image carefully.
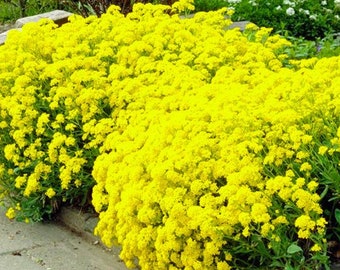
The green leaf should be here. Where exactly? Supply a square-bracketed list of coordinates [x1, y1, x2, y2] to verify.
[285, 265, 295, 270]
[270, 261, 284, 268]
[287, 243, 303, 254]
[319, 185, 329, 199]
[335, 208, 340, 225]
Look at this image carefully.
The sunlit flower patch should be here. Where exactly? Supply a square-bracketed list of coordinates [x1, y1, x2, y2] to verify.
[1, 0, 340, 268]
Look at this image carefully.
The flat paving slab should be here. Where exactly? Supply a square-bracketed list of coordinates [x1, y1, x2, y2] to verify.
[0, 207, 128, 270]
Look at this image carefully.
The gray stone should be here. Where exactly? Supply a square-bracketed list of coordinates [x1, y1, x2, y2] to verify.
[0, 10, 72, 46]
[0, 23, 16, 34]
[0, 206, 129, 270]
[179, 13, 250, 31]
[0, 32, 7, 46]
[57, 207, 100, 245]
[15, 10, 72, 28]
[228, 20, 250, 30]
[0, 253, 45, 270]
[0, 28, 21, 46]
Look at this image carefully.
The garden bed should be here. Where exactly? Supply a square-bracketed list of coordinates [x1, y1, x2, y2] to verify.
[1, 1, 340, 269]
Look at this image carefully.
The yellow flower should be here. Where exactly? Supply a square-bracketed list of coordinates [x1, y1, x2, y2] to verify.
[65, 123, 77, 131]
[4, 144, 17, 161]
[217, 261, 232, 270]
[55, 114, 65, 123]
[238, 212, 251, 227]
[297, 177, 306, 186]
[24, 173, 40, 197]
[285, 169, 295, 178]
[272, 216, 288, 225]
[242, 226, 250, 237]
[36, 113, 50, 135]
[310, 244, 321, 252]
[261, 223, 274, 237]
[15, 175, 27, 189]
[245, 22, 259, 31]
[172, 0, 195, 13]
[0, 121, 8, 128]
[296, 151, 309, 160]
[65, 136, 76, 146]
[300, 162, 312, 172]
[292, 188, 322, 213]
[307, 181, 318, 191]
[251, 203, 270, 223]
[1, 2, 338, 268]
[318, 146, 328, 155]
[45, 188, 56, 199]
[295, 215, 316, 239]
[6, 207, 16, 219]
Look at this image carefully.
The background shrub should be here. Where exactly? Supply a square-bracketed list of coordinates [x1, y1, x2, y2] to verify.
[0, 0, 60, 21]
[193, 0, 340, 40]
[230, 0, 340, 40]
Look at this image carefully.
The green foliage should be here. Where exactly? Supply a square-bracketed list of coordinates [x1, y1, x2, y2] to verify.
[282, 34, 340, 61]
[228, 0, 340, 40]
[0, 1, 20, 22]
[317, 35, 340, 58]
[178, 0, 339, 42]
[0, 0, 60, 22]
[193, 0, 228, 12]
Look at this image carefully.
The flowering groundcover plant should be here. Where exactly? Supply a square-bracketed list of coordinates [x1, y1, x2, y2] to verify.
[1, 0, 340, 269]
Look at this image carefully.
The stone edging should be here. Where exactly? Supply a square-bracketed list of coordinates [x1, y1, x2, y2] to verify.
[57, 207, 132, 269]
[0, 10, 72, 46]
[0, 10, 249, 46]
[57, 207, 101, 245]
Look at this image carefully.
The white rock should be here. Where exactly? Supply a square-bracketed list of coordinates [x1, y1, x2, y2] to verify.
[15, 10, 73, 28]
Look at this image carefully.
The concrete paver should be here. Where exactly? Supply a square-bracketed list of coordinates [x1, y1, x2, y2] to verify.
[0, 253, 45, 270]
[0, 207, 129, 270]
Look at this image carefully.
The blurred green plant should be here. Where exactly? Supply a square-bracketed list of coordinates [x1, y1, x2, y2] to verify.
[192, 0, 340, 41]
[0, 0, 60, 22]
[282, 34, 340, 61]
[193, 0, 228, 12]
[229, 0, 340, 40]
[0, 1, 18, 22]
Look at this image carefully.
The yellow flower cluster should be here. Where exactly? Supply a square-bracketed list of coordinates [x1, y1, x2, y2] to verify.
[0, 1, 338, 268]
[172, 0, 195, 13]
[0, 16, 114, 219]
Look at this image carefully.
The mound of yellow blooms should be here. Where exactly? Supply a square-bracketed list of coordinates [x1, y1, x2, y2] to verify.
[1, 0, 340, 268]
